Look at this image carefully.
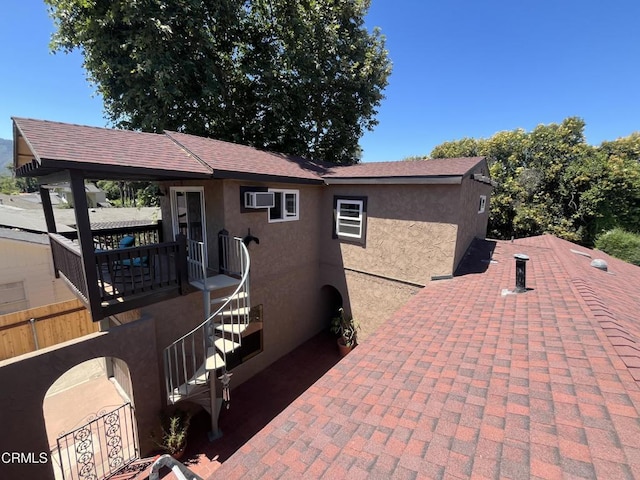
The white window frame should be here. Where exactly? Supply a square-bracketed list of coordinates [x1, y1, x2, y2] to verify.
[268, 188, 299, 223]
[478, 195, 487, 214]
[336, 199, 364, 239]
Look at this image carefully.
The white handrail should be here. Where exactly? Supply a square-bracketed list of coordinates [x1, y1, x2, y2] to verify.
[164, 235, 250, 401]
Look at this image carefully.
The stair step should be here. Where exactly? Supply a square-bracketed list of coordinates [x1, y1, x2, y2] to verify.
[205, 347, 226, 370]
[214, 323, 250, 335]
[210, 291, 248, 305]
[214, 337, 241, 354]
[190, 274, 240, 292]
[168, 373, 208, 403]
[219, 306, 250, 317]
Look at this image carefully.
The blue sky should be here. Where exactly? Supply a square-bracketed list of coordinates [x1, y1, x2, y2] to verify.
[1, 0, 639, 162]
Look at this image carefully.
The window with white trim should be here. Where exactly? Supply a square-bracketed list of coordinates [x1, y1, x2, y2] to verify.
[334, 196, 367, 244]
[268, 189, 299, 222]
[478, 195, 487, 214]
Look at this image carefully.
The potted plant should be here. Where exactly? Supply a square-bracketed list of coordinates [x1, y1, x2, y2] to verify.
[153, 410, 191, 459]
[330, 308, 359, 357]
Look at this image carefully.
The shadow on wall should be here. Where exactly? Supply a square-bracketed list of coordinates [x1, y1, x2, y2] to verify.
[320, 285, 344, 329]
[454, 238, 498, 276]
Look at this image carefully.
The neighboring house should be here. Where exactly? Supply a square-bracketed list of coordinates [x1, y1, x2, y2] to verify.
[54, 182, 110, 208]
[0, 227, 75, 314]
[213, 235, 640, 479]
[2, 117, 492, 480]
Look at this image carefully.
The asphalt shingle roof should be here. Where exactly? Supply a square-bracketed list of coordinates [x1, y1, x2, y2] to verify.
[165, 131, 330, 182]
[212, 235, 640, 479]
[13, 117, 211, 176]
[12, 118, 488, 184]
[323, 157, 486, 179]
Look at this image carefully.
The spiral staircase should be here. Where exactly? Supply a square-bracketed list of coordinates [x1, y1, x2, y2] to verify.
[162, 233, 251, 437]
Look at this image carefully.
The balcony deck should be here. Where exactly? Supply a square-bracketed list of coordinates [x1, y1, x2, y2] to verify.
[49, 224, 189, 321]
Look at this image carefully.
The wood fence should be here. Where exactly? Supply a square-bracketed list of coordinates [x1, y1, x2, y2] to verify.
[0, 299, 98, 361]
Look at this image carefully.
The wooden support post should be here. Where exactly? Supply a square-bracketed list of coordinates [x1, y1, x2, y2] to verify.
[176, 234, 188, 294]
[40, 186, 60, 277]
[39, 186, 57, 234]
[70, 170, 103, 321]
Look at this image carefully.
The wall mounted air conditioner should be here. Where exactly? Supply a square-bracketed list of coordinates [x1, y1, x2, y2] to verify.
[244, 191, 275, 209]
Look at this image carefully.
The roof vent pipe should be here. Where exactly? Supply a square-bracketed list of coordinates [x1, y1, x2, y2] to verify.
[514, 254, 530, 293]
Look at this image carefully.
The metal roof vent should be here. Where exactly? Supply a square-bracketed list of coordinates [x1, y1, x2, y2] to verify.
[514, 253, 530, 293]
[591, 259, 608, 272]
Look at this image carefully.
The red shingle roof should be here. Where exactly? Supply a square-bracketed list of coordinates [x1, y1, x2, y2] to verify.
[164, 131, 329, 182]
[323, 157, 486, 179]
[13, 118, 211, 176]
[13, 118, 490, 184]
[212, 235, 640, 479]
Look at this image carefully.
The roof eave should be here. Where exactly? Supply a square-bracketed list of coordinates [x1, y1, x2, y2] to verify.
[16, 157, 212, 181]
[323, 176, 463, 185]
[212, 169, 325, 185]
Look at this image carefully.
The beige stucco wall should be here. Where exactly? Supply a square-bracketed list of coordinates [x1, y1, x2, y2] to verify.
[0, 317, 162, 480]
[219, 180, 325, 384]
[322, 184, 464, 285]
[0, 237, 75, 314]
[320, 264, 420, 341]
[453, 176, 492, 270]
[148, 179, 327, 387]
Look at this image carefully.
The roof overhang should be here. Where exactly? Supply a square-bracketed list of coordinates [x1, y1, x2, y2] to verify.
[16, 157, 212, 182]
[323, 176, 463, 185]
[212, 169, 324, 185]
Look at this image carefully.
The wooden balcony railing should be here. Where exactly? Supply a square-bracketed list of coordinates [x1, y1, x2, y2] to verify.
[49, 233, 89, 302]
[49, 224, 188, 321]
[61, 222, 163, 250]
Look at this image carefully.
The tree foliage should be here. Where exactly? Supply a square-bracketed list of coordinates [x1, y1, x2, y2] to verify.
[595, 228, 640, 266]
[46, 0, 391, 164]
[430, 118, 640, 245]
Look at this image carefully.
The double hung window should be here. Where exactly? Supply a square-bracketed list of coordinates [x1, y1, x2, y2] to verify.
[334, 196, 367, 244]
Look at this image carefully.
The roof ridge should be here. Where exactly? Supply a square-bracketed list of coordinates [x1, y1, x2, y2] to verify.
[163, 131, 214, 175]
[570, 277, 640, 383]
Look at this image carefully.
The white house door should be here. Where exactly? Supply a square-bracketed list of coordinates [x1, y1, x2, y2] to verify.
[170, 187, 207, 247]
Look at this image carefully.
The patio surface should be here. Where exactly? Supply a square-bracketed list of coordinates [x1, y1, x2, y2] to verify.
[152, 330, 341, 479]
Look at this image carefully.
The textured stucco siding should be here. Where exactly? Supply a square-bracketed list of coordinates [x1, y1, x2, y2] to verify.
[219, 180, 325, 384]
[0, 317, 162, 480]
[322, 184, 463, 284]
[453, 175, 492, 271]
[320, 264, 420, 341]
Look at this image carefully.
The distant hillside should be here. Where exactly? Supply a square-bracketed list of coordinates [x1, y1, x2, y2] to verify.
[0, 138, 12, 174]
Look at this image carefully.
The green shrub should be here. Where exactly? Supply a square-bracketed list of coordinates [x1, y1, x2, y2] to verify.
[595, 228, 640, 266]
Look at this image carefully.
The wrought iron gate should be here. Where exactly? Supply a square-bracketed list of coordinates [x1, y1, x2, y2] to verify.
[55, 403, 138, 480]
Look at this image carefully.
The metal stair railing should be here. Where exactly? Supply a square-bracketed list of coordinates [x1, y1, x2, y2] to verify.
[186, 238, 207, 282]
[163, 235, 250, 404]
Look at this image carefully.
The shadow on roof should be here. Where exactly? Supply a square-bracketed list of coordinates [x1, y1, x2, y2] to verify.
[455, 237, 497, 276]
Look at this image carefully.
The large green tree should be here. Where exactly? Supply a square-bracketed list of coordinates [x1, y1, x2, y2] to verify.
[46, 0, 391, 164]
[430, 118, 640, 245]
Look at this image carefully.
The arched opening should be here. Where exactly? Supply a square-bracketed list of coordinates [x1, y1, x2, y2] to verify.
[43, 357, 138, 480]
[320, 285, 343, 329]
